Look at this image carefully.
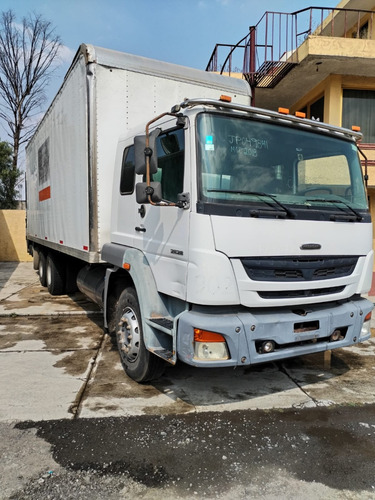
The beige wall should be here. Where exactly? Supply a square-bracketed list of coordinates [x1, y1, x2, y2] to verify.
[0, 210, 32, 262]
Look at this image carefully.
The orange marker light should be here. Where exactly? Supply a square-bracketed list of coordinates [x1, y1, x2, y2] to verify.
[219, 95, 232, 102]
[194, 328, 225, 343]
[122, 262, 131, 270]
[352, 125, 361, 132]
[278, 107, 289, 115]
[295, 111, 306, 118]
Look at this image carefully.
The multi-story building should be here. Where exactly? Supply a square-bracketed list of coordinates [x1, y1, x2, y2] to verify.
[207, 0, 375, 290]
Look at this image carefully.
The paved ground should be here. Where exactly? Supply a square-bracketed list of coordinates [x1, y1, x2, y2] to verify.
[1, 261, 375, 422]
[1, 262, 375, 499]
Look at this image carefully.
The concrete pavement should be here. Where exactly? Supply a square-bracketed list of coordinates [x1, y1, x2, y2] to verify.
[1, 262, 375, 422]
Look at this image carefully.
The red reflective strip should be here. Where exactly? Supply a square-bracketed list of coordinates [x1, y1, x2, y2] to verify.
[39, 186, 51, 201]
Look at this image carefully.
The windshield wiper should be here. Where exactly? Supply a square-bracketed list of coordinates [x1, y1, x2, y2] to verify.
[305, 198, 363, 221]
[207, 189, 296, 218]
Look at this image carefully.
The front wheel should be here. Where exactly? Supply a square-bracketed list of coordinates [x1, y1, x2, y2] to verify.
[114, 287, 165, 383]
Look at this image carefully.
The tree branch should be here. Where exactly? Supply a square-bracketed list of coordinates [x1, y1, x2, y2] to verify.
[0, 8, 61, 176]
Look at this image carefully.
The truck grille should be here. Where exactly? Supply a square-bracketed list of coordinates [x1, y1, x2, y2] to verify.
[241, 256, 358, 282]
[258, 286, 345, 299]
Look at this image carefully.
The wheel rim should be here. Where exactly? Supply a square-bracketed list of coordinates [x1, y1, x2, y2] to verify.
[117, 306, 140, 363]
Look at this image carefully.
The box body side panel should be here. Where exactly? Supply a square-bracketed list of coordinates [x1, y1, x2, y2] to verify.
[26, 55, 90, 258]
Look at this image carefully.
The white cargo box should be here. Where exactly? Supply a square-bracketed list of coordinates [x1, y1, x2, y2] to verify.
[26, 44, 251, 262]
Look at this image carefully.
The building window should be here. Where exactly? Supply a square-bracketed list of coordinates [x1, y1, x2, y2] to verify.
[342, 89, 375, 143]
[359, 21, 369, 39]
[352, 21, 369, 39]
[310, 96, 324, 122]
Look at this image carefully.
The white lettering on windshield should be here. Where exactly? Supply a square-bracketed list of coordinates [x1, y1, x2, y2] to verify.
[230, 146, 258, 156]
[228, 135, 269, 150]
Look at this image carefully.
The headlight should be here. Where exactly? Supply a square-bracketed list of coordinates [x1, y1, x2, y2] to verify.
[360, 312, 372, 339]
[193, 328, 230, 360]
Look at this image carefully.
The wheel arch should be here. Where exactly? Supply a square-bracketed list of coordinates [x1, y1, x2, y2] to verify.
[103, 244, 170, 348]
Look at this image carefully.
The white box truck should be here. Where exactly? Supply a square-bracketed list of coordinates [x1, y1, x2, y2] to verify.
[26, 44, 373, 382]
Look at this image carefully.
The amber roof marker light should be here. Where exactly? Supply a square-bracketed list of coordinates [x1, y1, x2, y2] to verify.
[219, 95, 232, 102]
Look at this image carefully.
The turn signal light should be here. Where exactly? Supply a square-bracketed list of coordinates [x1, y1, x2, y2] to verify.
[194, 328, 225, 342]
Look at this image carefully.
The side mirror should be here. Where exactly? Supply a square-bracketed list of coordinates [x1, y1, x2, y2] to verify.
[136, 182, 162, 204]
[134, 128, 161, 175]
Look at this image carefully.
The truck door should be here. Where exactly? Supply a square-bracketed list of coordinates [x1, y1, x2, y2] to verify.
[135, 126, 190, 301]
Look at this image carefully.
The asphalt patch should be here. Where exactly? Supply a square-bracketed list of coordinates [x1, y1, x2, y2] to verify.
[15, 404, 375, 497]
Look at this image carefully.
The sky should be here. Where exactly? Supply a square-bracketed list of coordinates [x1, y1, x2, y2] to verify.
[0, 0, 337, 185]
[3, 0, 336, 107]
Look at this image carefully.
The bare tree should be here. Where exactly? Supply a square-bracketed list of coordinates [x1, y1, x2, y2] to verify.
[0, 9, 61, 178]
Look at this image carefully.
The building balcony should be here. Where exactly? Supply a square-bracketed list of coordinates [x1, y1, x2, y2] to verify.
[257, 35, 375, 110]
[206, 5, 375, 110]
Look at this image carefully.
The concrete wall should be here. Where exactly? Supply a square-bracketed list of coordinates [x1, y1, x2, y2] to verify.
[0, 210, 32, 262]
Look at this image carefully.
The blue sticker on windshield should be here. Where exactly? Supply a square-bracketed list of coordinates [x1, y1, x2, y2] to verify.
[205, 135, 214, 151]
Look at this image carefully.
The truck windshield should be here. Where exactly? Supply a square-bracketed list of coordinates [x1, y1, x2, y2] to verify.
[196, 113, 368, 217]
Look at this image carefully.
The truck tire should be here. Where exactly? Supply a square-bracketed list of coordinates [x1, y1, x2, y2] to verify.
[38, 251, 47, 287]
[33, 247, 40, 270]
[115, 287, 165, 382]
[46, 253, 66, 296]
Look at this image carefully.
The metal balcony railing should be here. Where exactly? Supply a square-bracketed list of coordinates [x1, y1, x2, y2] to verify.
[206, 7, 375, 89]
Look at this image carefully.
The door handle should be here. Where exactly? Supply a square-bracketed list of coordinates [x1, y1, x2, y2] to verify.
[135, 226, 146, 232]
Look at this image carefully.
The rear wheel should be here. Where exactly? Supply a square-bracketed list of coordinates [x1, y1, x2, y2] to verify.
[32, 247, 39, 271]
[38, 252, 47, 287]
[46, 253, 66, 295]
[114, 287, 165, 382]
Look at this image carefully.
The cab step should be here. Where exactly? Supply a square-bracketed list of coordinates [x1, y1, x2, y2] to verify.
[147, 316, 174, 332]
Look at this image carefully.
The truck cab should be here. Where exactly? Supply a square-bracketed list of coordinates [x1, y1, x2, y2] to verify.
[104, 97, 373, 381]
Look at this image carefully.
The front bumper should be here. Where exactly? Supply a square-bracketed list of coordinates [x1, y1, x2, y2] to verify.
[177, 296, 373, 367]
